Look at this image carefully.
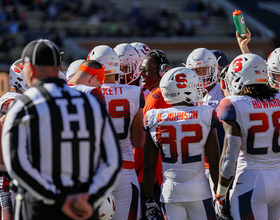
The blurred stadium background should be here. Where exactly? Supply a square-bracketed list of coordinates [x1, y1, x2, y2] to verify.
[0, 0, 279, 94]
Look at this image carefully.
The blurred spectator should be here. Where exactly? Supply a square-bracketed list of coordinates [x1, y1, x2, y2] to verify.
[0, 7, 7, 22]
[46, 1, 58, 20]
[8, 19, 18, 33]
[130, 1, 142, 19]
[0, 0, 248, 67]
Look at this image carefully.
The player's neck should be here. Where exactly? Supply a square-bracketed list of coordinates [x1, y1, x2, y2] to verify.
[147, 83, 160, 93]
[104, 75, 116, 84]
[15, 88, 23, 94]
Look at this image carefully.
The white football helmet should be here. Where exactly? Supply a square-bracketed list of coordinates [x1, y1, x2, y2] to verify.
[130, 42, 151, 63]
[98, 194, 115, 220]
[9, 59, 29, 92]
[87, 45, 120, 76]
[267, 48, 280, 91]
[160, 67, 206, 105]
[226, 53, 268, 95]
[185, 48, 218, 89]
[114, 43, 141, 84]
[66, 59, 85, 80]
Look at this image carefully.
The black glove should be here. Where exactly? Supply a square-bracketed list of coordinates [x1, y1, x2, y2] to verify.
[215, 194, 232, 220]
[145, 198, 162, 220]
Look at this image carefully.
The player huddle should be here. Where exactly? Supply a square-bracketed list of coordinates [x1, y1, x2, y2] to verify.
[1, 36, 280, 220]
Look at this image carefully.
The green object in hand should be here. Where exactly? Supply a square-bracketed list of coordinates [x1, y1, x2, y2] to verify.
[233, 9, 247, 39]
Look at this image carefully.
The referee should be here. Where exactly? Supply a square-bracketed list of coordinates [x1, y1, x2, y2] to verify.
[1, 39, 122, 220]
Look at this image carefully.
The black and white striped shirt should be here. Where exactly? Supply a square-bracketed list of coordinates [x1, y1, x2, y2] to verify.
[2, 78, 122, 207]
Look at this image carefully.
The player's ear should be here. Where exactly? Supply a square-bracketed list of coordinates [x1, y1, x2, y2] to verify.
[27, 63, 35, 78]
[89, 75, 97, 83]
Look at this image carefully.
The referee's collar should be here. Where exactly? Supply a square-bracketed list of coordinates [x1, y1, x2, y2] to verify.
[33, 77, 66, 87]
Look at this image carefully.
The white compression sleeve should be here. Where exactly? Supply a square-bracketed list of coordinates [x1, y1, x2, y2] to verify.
[221, 134, 242, 179]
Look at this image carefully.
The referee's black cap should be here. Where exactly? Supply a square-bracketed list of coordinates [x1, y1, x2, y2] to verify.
[21, 39, 61, 66]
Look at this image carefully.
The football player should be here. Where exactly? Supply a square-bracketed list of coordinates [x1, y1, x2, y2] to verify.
[89, 45, 145, 220]
[1, 58, 28, 122]
[67, 60, 106, 105]
[267, 48, 280, 91]
[185, 48, 224, 201]
[185, 47, 223, 109]
[216, 53, 280, 220]
[130, 42, 151, 97]
[136, 49, 172, 220]
[114, 43, 142, 85]
[143, 67, 220, 220]
[0, 58, 29, 220]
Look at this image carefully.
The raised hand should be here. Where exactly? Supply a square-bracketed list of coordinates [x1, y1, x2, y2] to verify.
[236, 28, 251, 54]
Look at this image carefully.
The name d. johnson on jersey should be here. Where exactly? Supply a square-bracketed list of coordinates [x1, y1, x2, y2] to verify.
[157, 110, 198, 122]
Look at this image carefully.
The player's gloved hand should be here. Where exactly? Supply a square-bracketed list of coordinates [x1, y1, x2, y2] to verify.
[215, 194, 230, 220]
[145, 198, 162, 220]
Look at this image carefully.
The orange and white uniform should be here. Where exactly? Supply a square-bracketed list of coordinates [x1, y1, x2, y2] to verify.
[218, 94, 280, 220]
[102, 83, 144, 220]
[145, 105, 220, 220]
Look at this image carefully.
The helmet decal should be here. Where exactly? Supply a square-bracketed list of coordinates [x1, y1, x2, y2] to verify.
[232, 58, 243, 72]
[141, 45, 150, 56]
[175, 73, 188, 89]
[130, 42, 151, 63]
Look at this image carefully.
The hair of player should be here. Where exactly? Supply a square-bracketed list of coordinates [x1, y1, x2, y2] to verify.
[237, 84, 278, 102]
[81, 60, 103, 69]
[147, 52, 161, 69]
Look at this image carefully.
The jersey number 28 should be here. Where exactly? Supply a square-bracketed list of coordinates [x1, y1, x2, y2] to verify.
[247, 112, 280, 154]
